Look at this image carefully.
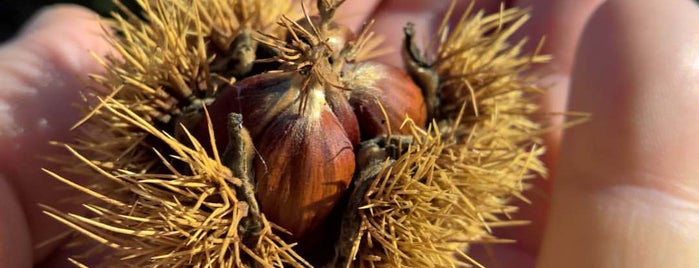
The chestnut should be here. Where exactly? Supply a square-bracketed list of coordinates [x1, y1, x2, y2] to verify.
[344, 62, 427, 139]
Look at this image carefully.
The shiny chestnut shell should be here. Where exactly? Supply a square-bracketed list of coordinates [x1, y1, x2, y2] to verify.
[344, 62, 427, 139]
[195, 72, 356, 238]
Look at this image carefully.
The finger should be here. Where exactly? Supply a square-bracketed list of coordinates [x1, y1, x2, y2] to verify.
[494, 0, 607, 256]
[539, 0, 699, 267]
[514, 0, 607, 168]
[514, 0, 607, 162]
[369, 0, 505, 66]
[0, 5, 111, 264]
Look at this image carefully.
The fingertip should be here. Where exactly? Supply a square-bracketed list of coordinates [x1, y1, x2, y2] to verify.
[564, 0, 699, 185]
[12, 4, 111, 75]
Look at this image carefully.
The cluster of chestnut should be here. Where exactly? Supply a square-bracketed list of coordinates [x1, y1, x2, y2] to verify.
[182, 1, 430, 244]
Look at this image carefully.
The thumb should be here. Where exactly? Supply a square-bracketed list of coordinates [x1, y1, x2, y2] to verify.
[539, 0, 699, 267]
[0, 5, 111, 265]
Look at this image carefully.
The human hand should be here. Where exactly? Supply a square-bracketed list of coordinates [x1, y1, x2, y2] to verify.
[1, 0, 698, 267]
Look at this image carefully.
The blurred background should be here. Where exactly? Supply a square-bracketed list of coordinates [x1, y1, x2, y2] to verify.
[0, 0, 138, 42]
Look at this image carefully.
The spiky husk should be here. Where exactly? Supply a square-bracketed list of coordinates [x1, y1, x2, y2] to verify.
[45, 0, 549, 267]
[45, 105, 311, 267]
[350, 4, 548, 267]
[45, 0, 311, 266]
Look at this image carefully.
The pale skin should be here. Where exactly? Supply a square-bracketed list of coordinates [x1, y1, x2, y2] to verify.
[0, 0, 697, 267]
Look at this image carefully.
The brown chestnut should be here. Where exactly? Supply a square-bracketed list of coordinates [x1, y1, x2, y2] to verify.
[345, 62, 427, 139]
